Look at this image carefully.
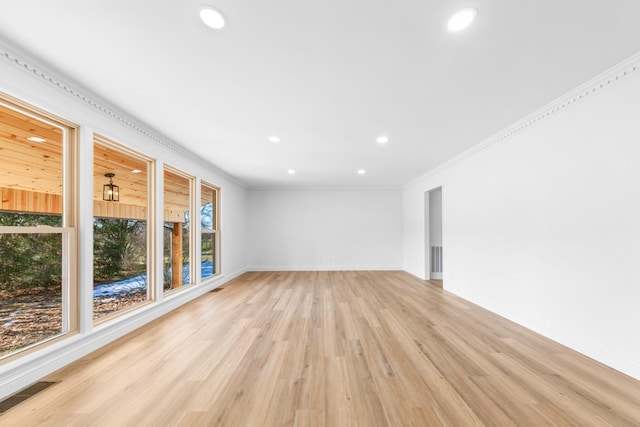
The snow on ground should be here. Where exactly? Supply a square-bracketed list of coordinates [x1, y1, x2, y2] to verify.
[92, 262, 214, 297]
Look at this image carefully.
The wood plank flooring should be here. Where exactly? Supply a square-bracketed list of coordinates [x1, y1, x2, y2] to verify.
[1, 271, 639, 426]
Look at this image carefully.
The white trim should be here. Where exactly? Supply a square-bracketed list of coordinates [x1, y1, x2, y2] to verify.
[194, 177, 202, 283]
[248, 186, 402, 191]
[78, 126, 95, 335]
[451, 292, 640, 381]
[154, 159, 165, 304]
[247, 266, 403, 272]
[541, 328, 640, 381]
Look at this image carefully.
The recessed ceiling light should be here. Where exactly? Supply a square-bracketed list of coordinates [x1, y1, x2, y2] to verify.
[268, 136, 281, 143]
[131, 169, 142, 174]
[200, 6, 226, 29]
[27, 136, 46, 143]
[357, 169, 366, 175]
[288, 169, 296, 174]
[376, 136, 389, 144]
[448, 8, 477, 32]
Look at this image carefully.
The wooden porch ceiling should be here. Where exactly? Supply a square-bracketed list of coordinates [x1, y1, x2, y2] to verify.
[1, 102, 194, 219]
[0, 102, 63, 196]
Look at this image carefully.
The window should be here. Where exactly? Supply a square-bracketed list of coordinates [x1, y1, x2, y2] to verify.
[200, 183, 219, 279]
[0, 96, 77, 359]
[93, 137, 153, 321]
[163, 167, 194, 292]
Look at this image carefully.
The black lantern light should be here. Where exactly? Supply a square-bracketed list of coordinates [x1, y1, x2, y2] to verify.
[103, 173, 120, 202]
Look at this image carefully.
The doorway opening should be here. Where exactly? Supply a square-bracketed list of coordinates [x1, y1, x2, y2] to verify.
[425, 187, 443, 287]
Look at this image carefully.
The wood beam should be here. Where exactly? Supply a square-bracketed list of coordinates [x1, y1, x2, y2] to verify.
[1, 187, 62, 214]
[93, 200, 146, 221]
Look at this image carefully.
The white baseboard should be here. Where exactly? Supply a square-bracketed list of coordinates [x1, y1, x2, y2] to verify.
[446, 290, 640, 382]
[537, 326, 640, 382]
[247, 265, 403, 272]
[0, 267, 248, 401]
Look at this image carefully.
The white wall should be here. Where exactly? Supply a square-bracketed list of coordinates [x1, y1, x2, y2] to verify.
[247, 189, 403, 270]
[403, 53, 640, 380]
[0, 39, 247, 399]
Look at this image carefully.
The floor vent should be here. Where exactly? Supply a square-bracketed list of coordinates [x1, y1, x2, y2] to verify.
[0, 381, 57, 414]
[210, 287, 224, 293]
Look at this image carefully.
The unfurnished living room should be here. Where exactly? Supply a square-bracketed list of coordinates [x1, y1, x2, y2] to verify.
[1, 1, 639, 426]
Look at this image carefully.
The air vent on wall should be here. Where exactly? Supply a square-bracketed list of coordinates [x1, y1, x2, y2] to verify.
[431, 246, 443, 273]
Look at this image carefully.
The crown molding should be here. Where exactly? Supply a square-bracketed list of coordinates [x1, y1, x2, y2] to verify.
[404, 50, 640, 189]
[247, 185, 402, 192]
[0, 37, 247, 190]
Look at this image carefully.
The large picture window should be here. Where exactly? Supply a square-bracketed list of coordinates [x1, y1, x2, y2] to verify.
[200, 183, 219, 279]
[93, 138, 152, 321]
[163, 167, 194, 292]
[0, 96, 77, 358]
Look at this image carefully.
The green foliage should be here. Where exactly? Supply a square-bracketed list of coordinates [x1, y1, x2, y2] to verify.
[0, 212, 63, 292]
[93, 218, 147, 284]
[1, 213, 148, 292]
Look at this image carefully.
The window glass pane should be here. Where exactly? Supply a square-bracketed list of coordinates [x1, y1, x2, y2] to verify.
[164, 169, 192, 291]
[0, 228, 64, 357]
[0, 103, 63, 223]
[1, 100, 70, 358]
[93, 142, 149, 320]
[200, 184, 217, 279]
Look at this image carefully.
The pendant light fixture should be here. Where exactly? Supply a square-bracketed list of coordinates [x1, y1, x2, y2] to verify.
[103, 173, 120, 202]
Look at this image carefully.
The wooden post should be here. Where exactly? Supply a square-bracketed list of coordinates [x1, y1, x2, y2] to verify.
[172, 222, 182, 288]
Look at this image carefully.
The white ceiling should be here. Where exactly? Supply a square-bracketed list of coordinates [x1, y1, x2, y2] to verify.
[1, 0, 640, 188]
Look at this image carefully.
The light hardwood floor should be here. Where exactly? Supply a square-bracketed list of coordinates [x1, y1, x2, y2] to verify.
[1, 271, 639, 426]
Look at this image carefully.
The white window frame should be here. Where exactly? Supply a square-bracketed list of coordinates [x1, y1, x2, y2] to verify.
[163, 165, 196, 293]
[0, 93, 78, 360]
[199, 181, 220, 281]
